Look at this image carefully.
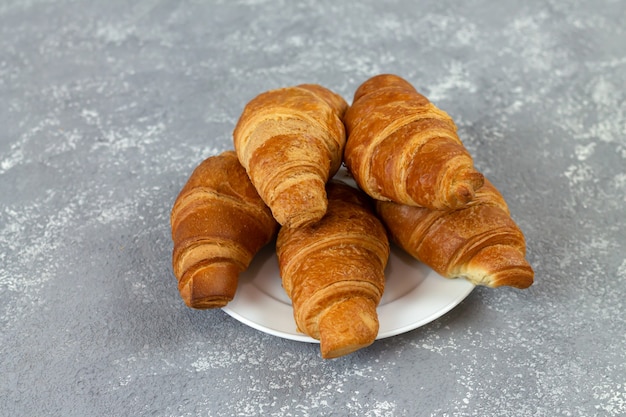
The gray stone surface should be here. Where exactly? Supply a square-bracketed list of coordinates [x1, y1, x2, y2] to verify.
[1, 0, 625, 415]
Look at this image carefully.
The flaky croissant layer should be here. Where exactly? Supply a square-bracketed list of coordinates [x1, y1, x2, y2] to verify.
[169, 76, 534, 361]
[233, 84, 348, 228]
[170, 151, 278, 309]
[344, 73, 484, 210]
[277, 180, 390, 359]
[376, 178, 534, 289]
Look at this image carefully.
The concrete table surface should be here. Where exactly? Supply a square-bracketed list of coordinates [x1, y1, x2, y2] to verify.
[1, 0, 625, 416]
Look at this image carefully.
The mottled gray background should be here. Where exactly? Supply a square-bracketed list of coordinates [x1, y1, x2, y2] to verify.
[1, 0, 625, 416]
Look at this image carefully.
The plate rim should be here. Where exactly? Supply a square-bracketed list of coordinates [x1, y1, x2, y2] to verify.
[221, 244, 475, 344]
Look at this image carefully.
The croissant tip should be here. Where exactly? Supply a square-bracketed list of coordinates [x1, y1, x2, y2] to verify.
[460, 244, 534, 289]
[463, 271, 534, 290]
[318, 297, 379, 359]
[452, 185, 476, 207]
[270, 185, 328, 228]
[177, 262, 239, 309]
[469, 265, 534, 289]
[281, 209, 326, 229]
[183, 296, 231, 309]
[448, 170, 485, 208]
[492, 271, 534, 289]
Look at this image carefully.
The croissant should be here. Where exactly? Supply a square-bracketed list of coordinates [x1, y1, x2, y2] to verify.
[170, 151, 279, 309]
[343, 74, 484, 210]
[276, 181, 390, 358]
[233, 84, 348, 228]
[375, 178, 534, 289]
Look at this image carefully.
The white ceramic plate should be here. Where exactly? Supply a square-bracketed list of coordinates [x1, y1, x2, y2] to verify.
[222, 168, 475, 342]
[222, 243, 475, 343]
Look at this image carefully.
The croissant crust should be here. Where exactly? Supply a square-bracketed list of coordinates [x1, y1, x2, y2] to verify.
[344, 74, 484, 210]
[233, 84, 348, 228]
[376, 178, 534, 289]
[277, 181, 390, 358]
[171, 151, 278, 309]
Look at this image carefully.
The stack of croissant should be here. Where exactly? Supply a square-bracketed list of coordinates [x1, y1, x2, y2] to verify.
[170, 74, 534, 359]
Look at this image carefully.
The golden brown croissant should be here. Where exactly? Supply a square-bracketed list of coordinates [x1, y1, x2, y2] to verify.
[233, 84, 348, 228]
[343, 74, 484, 210]
[375, 178, 534, 289]
[276, 181, 390, 358]
[170, 151, 279, 309]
